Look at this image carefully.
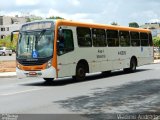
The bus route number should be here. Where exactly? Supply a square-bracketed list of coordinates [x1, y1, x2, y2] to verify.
[118, 51, 126, 55]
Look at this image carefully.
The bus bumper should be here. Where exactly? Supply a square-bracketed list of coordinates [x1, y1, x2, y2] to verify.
[16, 67, 57, 79]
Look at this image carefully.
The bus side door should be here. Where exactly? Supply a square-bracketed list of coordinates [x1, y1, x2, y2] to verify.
[57, 28, 75, 77]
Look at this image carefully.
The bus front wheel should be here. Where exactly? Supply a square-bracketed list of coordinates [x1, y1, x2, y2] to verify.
[75, 63, 86, 81]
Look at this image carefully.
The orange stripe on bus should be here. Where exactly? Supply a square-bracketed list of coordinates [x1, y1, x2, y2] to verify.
[56, 20, 151, 33]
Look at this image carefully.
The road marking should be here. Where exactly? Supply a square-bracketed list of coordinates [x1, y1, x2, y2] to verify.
[0, 88, 43, 96]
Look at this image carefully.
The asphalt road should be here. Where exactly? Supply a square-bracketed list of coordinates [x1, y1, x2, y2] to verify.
[0, 63, 160, 119]
[0, 53, 16, 61]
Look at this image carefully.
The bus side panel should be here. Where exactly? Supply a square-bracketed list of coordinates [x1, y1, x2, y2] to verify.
[89, 47, 113, 73]
[119, 47, 131, 69]
[130, 47, 141, 66]
[137, 46, 153, 66]
[107, 47, 130, 70]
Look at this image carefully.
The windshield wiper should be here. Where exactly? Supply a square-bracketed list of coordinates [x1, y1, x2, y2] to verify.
[38, 29, 46, 41]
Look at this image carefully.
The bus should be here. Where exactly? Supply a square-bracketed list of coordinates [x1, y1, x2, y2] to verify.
[11, 19, 153, 82]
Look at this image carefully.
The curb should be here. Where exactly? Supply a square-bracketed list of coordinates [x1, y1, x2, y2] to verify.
[0, 75, 17, 78]
[0, 72, 17, 78]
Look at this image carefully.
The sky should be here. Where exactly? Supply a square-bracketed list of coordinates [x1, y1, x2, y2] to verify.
[0, 0, 160, 26]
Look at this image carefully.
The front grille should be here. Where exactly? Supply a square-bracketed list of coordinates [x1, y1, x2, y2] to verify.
[17, 57, 52, 66]
[19, 60, 46, 66]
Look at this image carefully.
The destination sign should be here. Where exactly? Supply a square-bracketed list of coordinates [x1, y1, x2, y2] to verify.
[21, 21, 53, 31]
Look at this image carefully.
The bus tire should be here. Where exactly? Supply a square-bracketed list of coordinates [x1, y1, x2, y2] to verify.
[43, 78, 54, 82]
[124, 58, 137, 73]
[75, 63, 86, 81]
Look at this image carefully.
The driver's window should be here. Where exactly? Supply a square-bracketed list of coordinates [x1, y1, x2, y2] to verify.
[58, 29, 74, 55]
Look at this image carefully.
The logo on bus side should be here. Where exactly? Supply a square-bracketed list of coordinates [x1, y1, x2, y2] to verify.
[118, 51, 126, 55]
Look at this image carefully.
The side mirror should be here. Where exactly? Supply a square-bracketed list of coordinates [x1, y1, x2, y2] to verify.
[57, 39, 65, 56]
[11, 32, 13, 42]
[11, 30, 20, 42]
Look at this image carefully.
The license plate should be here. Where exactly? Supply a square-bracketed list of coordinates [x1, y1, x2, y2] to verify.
[29, 72, 37, 77]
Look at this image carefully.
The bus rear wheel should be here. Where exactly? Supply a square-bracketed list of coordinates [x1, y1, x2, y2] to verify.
[75, 63, 86, 81]
[130, 58, 137, 72]
[124, 58, 137, 73]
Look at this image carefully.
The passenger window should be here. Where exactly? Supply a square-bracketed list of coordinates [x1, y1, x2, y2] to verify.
[92, 28, 107, 47]
[140, 33, 149, 46]
[107, 30, 119, 47]
[119, 31, 130, 47]
[131, 32, 140, 46]
[58, 29, 74, 55]
[77, 27, 92, 47]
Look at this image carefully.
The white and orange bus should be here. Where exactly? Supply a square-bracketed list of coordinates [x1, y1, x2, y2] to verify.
[12, 19, 153, 82]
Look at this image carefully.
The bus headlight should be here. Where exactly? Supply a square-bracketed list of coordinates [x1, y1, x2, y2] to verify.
[46, 59, 52, 69]
[16, 62, 20, 69]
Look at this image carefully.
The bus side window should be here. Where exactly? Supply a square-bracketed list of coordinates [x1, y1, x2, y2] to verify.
[131, 32, 140, 47]
[92, 28, 107, 47]
[119, 31, 130, 47]
[140, 32, 149, 46]
[77, 27, 92, 47]
[58, 29, 74, 55]
[107, 30, 119, 47]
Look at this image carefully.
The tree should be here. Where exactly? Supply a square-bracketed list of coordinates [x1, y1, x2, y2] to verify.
[129, 22, 139, 28]
[111, 22, 118, 26]
[31, 17, 43, 21]
[153, 37, 160, 47]
[28, 16, 43, 22]
[26, 18, 31, 22]
[0, 34, 18, 51]
[47, 16, 64, 20]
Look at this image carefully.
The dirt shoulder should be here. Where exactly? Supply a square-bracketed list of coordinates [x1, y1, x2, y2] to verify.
[0, 61, 16, 72]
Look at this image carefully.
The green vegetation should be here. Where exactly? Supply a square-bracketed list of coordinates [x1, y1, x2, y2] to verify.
[26, 18, 31, 22]
[0, 34, 18, 51]
[111, 22, 118, 26]
[153, 37, 160, 47]
[26, 17, 43, 22]
[26, 16, 64, 22]
[46, 16, 64, 20]
[129, 22, 139, 28]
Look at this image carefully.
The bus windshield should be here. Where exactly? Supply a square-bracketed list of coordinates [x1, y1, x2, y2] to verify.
[17, 29, 54, 59]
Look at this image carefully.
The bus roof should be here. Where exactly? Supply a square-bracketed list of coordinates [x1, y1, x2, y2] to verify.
[23, 19, 150, 33]
[55, 19, 151, 33]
